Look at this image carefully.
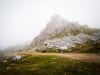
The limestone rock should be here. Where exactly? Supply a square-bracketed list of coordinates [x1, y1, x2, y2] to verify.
[30, 14, 100, 52]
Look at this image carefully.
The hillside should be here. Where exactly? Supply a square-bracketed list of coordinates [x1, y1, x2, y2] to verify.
[30, 14, 100, 52]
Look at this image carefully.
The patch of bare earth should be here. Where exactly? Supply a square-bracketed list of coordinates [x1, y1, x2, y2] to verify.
[31, 53, 100, 63]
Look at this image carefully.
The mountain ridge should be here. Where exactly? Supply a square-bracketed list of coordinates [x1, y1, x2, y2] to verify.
[30, 14, 100, 52]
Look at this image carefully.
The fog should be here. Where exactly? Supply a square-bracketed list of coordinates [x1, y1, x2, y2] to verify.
[0, 0, 100, 50]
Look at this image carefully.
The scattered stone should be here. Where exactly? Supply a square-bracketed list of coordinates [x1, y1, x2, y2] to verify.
[68, 49, 71, 51]
[72, 45, 75, 48]
[17, 68, 19, 69]
[3, 60, 7, 63]
[6, 67, 10, 69]
[85, 68, 87, 69]
[22, 59, 26, 61]
[28, 50, 32, 53]
[59, 46, 68, 50]
[61, 51, 63, 53]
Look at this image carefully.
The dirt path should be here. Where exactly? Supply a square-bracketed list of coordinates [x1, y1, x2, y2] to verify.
[31, 53, 100, 63]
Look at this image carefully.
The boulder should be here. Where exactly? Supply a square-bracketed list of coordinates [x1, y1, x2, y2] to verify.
[59, 46, 68, 50]
[12, 55, 21, 62]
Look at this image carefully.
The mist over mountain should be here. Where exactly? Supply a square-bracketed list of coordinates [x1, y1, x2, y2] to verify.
[3, 40, 31, 51]
[30, 14, 100, 52]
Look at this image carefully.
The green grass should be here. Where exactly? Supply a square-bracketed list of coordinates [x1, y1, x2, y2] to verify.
[0, 53, 100, 75]
[78, 47, 100, 53]
[75, 42, 100, 53]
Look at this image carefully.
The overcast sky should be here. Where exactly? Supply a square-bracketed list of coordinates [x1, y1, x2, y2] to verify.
[0, 0, 100, 50]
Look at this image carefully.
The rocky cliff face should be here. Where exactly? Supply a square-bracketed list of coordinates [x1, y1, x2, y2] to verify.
[30, 14, 100, 52]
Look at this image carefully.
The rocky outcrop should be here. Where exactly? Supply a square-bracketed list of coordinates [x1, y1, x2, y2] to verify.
[0, 53, 22, 62]
[30, 14, 100, 52]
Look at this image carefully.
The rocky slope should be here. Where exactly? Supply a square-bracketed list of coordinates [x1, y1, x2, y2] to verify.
[30, 14, 100, 52]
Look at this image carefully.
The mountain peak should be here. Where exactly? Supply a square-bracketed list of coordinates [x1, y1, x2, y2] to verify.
[50, 14, 61, 20]
[30, 15, 100, 52]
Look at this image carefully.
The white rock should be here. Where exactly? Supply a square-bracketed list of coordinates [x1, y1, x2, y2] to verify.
[12, 55, 21, 62]
[59, 46, 68, 50]
[28, 50, 32, 53]
[6, 67, 10, 69]
[3, 60, 7, 63]
[68, 49, 71, 51]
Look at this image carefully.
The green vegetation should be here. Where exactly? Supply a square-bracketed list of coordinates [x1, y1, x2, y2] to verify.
[80, 27, 100, 35]
[74, 41, 100, 53]
[0, 53, 100, 75]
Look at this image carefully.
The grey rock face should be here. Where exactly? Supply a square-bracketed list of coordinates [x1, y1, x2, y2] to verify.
[31, 15, 100, 52]
[39, 33, 99, 50]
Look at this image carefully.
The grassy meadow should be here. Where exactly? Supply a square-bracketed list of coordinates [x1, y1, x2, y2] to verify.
[0, 52, 100, 75]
